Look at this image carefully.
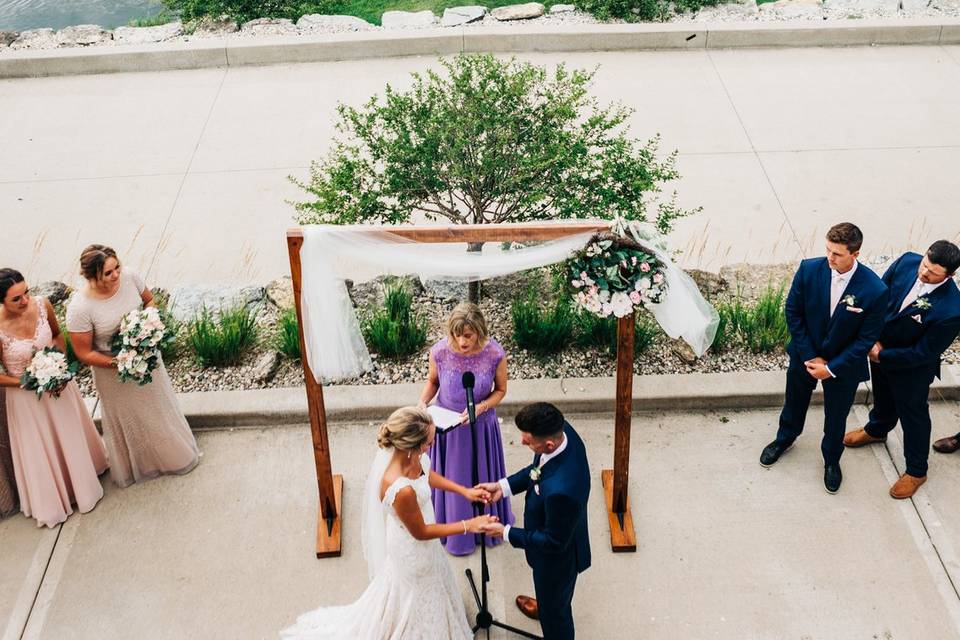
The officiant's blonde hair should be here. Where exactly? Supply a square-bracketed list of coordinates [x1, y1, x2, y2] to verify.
[377, 407, 432, 451]
[447, 303, 489, 342]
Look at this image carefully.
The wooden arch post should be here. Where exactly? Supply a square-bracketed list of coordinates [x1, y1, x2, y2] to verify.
[287, 222, 638, 558]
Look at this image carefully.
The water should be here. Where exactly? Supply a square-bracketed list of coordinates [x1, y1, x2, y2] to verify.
[0, 0, 164, 31]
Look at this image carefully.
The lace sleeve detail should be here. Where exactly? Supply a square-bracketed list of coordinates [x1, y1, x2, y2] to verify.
[429, 339, 447, 368]
[383, 478, 414, 507]
[488, 338, 506, 366]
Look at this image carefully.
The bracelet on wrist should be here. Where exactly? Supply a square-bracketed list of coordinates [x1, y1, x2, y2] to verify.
[461, 520, 467, 534]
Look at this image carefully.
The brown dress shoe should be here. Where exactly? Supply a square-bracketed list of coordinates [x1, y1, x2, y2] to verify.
[843, 427, 886, 448]
[516, 595, 539, 620]
[890, 473, 927, 499]
[933, 436, 960, 454]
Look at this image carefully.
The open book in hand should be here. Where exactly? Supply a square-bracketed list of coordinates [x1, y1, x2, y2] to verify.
[427, 405, 464, 432]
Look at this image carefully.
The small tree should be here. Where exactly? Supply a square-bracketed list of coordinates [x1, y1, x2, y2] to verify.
[291, 53, 698, 302]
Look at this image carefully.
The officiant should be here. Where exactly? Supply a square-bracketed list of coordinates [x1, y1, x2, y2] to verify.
[417, 303, 515, 556]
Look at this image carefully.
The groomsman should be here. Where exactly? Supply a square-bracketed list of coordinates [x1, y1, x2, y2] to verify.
[843, 241, 960, 498]
[760, 223, 888, 493]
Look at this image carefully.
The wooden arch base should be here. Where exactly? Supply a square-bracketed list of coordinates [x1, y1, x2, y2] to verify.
[287, 222, 639, 557]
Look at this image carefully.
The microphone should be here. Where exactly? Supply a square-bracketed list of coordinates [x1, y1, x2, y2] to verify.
[461, 371, 476, 425]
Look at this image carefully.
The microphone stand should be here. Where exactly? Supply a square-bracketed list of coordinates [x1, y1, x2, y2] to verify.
[462, 382, 541, 640]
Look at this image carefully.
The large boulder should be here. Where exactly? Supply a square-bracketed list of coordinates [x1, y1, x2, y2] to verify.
[113, 21, 183, 44]
[265, 276, 295, 310]
[549, 4, 577, 12]
[32, 281, 72, 306]
[251, 351, 281, 383]
[346, 275, 425, 309]
[56, 24, 112, 46]
[0, 31, 17, 47]
[381, 10, 438, 28]
[684, 269, 728, 297]
[441, 6, 487, 26]
[490, 3, 546, 20]
[10, 28, 58, 50]
[167, 285, 268, 323]
[239, 18, 298, 36]
[296, 14, 377, 33]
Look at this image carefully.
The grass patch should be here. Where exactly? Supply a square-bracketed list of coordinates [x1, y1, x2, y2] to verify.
[186, 305, 259, 367]
[574, 311, 658, 356]
[362, 284, 428, 359]
[275, 307, 302, 359]
[712, 284, 790, 354]
[129, 11, 177, 27]
[512, 289, 574, 355]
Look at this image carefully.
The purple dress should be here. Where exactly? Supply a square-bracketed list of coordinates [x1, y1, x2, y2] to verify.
[428, 338, 515, 556]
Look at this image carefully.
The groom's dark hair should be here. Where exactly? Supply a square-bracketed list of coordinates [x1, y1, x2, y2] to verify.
[515, 402, 565, 438]
[927, 240, 960, 275]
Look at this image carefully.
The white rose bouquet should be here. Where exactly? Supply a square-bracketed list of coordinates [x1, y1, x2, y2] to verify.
[111, 307, 174, 385]
[568, 232, 668, 319]
[20, 347, 78, 399]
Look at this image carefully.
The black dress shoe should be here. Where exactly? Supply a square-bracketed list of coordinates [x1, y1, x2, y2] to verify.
[760, 441, 792, 468]
[824, 464, 842, 494]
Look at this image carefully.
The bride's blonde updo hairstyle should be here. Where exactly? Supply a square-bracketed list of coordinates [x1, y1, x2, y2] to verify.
[377, 406, 432, 451]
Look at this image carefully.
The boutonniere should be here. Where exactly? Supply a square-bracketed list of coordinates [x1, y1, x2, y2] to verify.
[529, 466, 542, 494]
[841, 294, 857, 307]
[915, 296, 932, 311]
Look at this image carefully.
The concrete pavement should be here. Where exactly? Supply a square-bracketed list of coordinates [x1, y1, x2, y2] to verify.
[1, 45, 959, 288]
[5, 399, 960, 638]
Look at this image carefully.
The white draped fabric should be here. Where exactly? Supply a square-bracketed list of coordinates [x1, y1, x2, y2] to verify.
[299, 223, 719, 383]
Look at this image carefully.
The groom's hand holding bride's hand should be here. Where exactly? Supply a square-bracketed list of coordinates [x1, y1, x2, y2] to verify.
[481, 522, 505, 537]
[466, 515, 499, 533]
[474, 482, 502, 502]
[462, 487, 492, 504]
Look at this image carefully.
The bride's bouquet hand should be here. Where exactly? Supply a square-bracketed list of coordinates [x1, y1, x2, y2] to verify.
[465, 514, 498, 534]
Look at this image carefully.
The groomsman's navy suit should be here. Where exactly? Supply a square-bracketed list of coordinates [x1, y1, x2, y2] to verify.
[776, 257, 889, 464]
[863, 252, 960, 476]
[506, 422, 590, 640]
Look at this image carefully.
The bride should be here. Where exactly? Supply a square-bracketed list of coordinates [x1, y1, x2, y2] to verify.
[281, 406, 497, 639]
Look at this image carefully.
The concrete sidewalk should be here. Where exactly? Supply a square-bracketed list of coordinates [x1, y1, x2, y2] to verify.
[4, 401, 960, 639]
[1, 44, 959, 288]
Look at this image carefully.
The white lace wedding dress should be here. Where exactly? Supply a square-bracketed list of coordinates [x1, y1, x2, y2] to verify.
[281, 454, 472, 640]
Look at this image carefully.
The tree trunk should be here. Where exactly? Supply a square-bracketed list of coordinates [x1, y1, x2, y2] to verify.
[467, 242, 484, 303]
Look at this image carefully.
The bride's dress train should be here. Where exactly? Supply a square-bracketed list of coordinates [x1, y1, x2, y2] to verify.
[281, 454, 472, 639]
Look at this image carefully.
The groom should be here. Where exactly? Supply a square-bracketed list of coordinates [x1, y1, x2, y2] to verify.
[478, 402, 590, 640]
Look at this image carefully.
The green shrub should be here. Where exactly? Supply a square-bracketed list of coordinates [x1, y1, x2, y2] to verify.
[574, 311, 658, 356]
[362, 284, 428, 359]
[275, 307, 301, 359]
[150, 290, 181, 362]
[129, 10, 176, 26]
[512, 290, 574, 355]
[161, 0, 325, 24]
[577, 0, 725, 21]
[711, 284, 789, 354]
[187, 305, 258, 367]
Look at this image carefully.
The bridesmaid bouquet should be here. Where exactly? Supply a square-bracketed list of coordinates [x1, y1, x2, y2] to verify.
[111, 307, 174, 385]
[20, 347, 78, 399]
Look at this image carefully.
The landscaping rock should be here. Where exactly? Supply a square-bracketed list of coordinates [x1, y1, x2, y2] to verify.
[0, 31, 17, 48]
[381, 10, 438, 28]
[670, 339, 698, 365]
[251, 351, 281, 383]
[56, 24, 112, 46]
[347, 275, 425, 309]
[167, 285, 268, 323]
[188, 16, 239, 35]
[491, 3, 546, 20]
[695, 0, 759, 18]
[113, 21, 183, 44]
[421, 278, 467, 302]
[684, 269, 728, 297]
[549, 4, 577, 12]
[823, 0, 898, 9]
[758, 0, 823, 16]
[265, 276, 295, 310]
[296, 14, 377, 32]
[899, 0, 930, 8]
[10, 28, 58, 50]
[240, 18, 298, 36]
[931, 0, 960, 8]
[441, 6, 488, 26]
[33, 281, 72, 305]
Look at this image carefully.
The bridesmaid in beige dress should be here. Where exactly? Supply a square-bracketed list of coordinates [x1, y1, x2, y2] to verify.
[0, 388, 19, 519]
[66, 245, 200, 488]
[0, 269, 108, 527]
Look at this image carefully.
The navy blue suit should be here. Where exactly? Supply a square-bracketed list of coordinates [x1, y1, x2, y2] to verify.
[776, 257, 889, 464]
[507, 423, 590, 640]
[864, 252, 960, 476]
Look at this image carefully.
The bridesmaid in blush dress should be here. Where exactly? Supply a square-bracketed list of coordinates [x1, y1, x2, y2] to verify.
[0, 269, 108, 528]
[418, 303, 514, 556]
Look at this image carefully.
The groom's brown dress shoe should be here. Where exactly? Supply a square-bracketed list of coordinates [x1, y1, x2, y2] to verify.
[843, 427, 886, 448]
[933, 435, 960, 454]
[890, 473, 926, 499]
[516, 595, 539, 620]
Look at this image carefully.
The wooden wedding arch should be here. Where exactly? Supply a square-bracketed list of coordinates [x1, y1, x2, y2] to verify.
[287, 222, 639, 558]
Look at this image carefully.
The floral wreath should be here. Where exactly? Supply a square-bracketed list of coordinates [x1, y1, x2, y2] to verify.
[568, 231, 668, 318]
